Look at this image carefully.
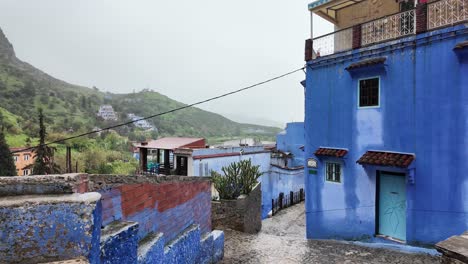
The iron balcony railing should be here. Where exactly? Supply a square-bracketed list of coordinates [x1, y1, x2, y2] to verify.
[309, 0, 468, 60]
[428, 0, 468, 30]
[361, 9, 416, 46]
[312, 27, 353, 57]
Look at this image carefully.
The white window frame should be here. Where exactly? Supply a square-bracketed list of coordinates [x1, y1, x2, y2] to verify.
[23, 169, 29, 176]
[24, 154, 30, 161]
[325, 162, 342, 183]
[13, 156, 18, 162]
[357, 76, 381, 109]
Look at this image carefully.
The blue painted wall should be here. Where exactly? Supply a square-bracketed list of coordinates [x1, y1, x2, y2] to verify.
[261, 167, 305, 218]
[192, 147, 271, 177]
[304, 25, 468, 244]
[261, 122, 305, 218]
[0, 193, 102, 264]
[198, 124, 305, 219]
[276, 122, 305, 167]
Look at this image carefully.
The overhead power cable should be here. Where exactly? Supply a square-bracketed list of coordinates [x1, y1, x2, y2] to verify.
[10, 66, 305, 154]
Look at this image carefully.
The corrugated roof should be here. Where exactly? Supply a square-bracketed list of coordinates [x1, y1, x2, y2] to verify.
[357, 151, 415, 168]
[137, 137, 205, 150]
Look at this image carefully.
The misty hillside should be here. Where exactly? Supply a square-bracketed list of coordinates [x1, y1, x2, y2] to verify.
[0, 27, 281, 146]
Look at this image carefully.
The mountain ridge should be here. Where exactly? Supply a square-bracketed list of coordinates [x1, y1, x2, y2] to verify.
[0, 27, 281, 146]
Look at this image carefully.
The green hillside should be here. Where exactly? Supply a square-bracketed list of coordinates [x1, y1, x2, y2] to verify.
[0, 27, 281, 148]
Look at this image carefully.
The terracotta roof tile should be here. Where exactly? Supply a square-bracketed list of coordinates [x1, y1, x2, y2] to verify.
[314, 147, 348, 158]
[357, 151, 415, 168]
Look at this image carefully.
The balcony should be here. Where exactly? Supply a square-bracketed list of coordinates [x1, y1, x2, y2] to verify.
[306, 0, 468, 59]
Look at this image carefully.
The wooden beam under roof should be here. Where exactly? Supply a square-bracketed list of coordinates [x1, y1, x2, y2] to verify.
[309, 0, 365, 24]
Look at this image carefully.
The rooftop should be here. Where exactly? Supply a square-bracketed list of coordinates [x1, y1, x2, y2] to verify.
[137, 137, 205, 150]
[306, 0, 468, 59]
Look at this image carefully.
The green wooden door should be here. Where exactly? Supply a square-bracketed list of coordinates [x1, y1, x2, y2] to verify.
[378, 172, 407, 241]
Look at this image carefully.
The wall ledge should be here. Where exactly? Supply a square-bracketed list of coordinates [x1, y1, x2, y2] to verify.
[0, 192, 101, 207]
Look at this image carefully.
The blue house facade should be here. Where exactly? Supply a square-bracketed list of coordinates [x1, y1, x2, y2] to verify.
[304, 0, 468, 245]
[263, 122, 305, 218]
[182, 123, 305, 219]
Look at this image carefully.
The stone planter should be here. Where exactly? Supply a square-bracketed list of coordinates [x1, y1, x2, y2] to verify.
[211, 183, 262, 234]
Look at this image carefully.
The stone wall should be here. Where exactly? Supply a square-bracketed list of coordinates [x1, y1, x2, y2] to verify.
[89, 174, 212, 241]
[0, 192, 101, 263]
[0, 174, 224, 263]
[211, 183, 262, 234]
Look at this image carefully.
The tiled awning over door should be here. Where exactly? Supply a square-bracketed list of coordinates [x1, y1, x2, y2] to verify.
[357, 151, 415, 168]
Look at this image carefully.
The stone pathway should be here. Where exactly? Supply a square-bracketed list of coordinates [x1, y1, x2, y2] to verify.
[222, 202, 441, 264]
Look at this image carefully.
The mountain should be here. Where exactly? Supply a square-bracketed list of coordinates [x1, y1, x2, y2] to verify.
[0, 27, 281, 147]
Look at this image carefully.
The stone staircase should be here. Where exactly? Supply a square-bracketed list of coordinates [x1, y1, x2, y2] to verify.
[100, 221, 224, 264]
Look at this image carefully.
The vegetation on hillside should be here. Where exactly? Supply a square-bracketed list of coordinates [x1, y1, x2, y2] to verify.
[0, 26, 281, 176]
[0, 113, 16, 176]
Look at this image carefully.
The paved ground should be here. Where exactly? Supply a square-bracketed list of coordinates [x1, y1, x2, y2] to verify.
[222, 202, 441, 264]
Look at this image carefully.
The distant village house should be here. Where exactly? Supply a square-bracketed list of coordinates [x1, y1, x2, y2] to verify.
[97, 105, 118, 121]
[10, 148, 35, 176]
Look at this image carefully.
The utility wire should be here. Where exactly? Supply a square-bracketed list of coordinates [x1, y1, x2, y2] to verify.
[10, 67, 305, 154]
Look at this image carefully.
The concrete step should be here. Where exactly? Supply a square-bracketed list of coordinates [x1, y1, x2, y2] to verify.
[100, 221, 139, 264]
[164, 224, 201, 263]
[138, 232, 164, 264]
[435, 232, 468, 263]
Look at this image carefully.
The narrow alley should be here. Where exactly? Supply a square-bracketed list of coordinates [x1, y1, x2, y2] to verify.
[222, 203, 441, 264]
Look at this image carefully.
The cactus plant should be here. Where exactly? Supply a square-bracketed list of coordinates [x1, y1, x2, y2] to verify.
[211, 159, 262, 200]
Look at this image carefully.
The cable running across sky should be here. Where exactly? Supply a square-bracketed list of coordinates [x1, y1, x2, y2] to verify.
[11, 66, 305, 154]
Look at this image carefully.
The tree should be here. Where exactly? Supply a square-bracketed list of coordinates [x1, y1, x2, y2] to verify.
[31, 109, 60, 175]
[0, 113, 16, 176]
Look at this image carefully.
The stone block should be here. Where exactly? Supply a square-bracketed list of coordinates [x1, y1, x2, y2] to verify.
[212, 230, 225, 263]
[435, 233, 468, 264]
[0, 193, 102, 264]
[100, 221, 139, 264]
[164, 224, 201, 263]
[198, 233, 214, 264]
[138, 232, 164, 264]
[211, 183, 262, 234]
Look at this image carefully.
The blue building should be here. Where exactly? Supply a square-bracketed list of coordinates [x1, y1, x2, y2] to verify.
[304, 0, 468, 245]
[263, 122, 305, 218]
[179, 123, 305, 219]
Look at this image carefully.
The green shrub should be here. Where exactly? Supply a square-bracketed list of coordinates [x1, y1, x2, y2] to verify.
[211, 159, 262, 200]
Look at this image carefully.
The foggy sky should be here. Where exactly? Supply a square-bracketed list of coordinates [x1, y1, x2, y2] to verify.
[0, 0, 332, 127]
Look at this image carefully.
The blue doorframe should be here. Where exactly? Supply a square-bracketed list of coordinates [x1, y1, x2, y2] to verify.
[376, 171, 407, 241]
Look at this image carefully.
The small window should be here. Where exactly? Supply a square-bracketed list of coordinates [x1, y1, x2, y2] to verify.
[326, 162, 342, 183]
[22, 169, 29, 176]
[359, 77, 379, 107]
[13, 156, 18, 162]
[24, 154, 30, 161]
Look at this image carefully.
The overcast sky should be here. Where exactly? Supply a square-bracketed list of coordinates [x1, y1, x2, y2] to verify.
[0, 0, 332, 128]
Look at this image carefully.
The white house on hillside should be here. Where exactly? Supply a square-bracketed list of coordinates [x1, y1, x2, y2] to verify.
[97, 105, 118, 121]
